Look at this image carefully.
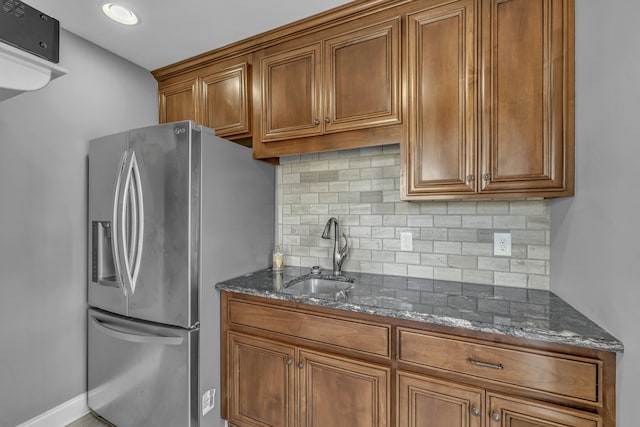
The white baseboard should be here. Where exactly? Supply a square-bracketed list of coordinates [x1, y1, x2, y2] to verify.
[16, 393, 89, 427]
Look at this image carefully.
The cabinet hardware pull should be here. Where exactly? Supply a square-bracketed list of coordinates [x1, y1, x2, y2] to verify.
[285, 358, 293, 365]
[468, 358, 503, 370]
[471, 407, 480, 416]
[482, 173, 491, 181]
[466, 174, 475, 182]
[298, 361, 305, 369]
[324, 117, 330, 123]
[313, 119, 320, 126]
[491, 412, 502, 422]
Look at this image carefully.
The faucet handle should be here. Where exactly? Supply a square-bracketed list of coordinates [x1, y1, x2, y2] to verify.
[337, 232, 349, 269]
[339, 232, 349, 255]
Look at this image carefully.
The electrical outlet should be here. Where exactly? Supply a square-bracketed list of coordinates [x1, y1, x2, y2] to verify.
[400, 232, 413, 251]
[494, 233, 512, 256]
[202, 388, 216, 416]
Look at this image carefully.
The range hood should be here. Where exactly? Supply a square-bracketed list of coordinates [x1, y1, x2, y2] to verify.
[0, 41, 67, 101]
[0, 0, 67, 102]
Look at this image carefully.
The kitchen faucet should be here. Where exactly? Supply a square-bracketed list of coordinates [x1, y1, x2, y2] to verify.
[321, 217, 349, 276]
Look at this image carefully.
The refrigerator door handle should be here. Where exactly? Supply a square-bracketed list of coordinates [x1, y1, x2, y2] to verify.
[89, 315, 184, 346]
[111, 150, 129, 297]
[114, 150, 144, 297]
[129, 151, 144, 289]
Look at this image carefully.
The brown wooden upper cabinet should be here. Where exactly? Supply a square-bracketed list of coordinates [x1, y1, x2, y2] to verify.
[402, 0, 574, 200]
[200, 62, 251, 139]
[259, 16, 401, 143]
[157, 60, 251, 141]
[159, 78, 199, 124]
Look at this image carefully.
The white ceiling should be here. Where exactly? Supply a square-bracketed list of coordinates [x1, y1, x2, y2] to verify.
[25, 0, 352, 71]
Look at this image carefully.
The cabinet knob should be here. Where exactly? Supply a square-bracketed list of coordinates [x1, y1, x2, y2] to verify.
[471, 407, 480, 417]
[482, 173, 491, 181]
[466, 174, 475, 182]
[324, 117, 331, 123]
[313, 119, 320, 126]
[298, 361, 305, 369]
[285, 358, 293, 365]
[491, 412, 502, 422]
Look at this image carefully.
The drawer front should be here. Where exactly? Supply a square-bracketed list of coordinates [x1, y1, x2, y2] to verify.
[398, 329, 600, 403]
[229, 300, 391, 358]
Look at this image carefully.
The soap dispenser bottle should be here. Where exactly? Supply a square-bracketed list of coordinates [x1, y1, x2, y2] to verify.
[272, 245, 284, 271]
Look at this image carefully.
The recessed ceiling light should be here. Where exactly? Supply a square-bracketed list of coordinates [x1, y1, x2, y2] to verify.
[102, 3, 139, 26]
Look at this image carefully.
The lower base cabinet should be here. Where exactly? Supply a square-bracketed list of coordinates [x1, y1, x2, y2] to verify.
[397, 371, 602, 427]
[397, 371, 482, 427]
[486, 393, 601, 427]
[229, 333, 295, 427]
[221, 292, 616, 427]
[228, 332, 390, 427]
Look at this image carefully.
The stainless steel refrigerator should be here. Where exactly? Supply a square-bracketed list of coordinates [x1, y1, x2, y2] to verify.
[87, 121, 274, 427]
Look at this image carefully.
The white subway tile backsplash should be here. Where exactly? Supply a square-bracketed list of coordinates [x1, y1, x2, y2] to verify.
[384, 263, 408, 276]
[447, 202, 477, 214]
[382, 216, 405, 228]
[408, 265, 435, 279]
[396, 252, 421, 265]
[493, 215, 527, 229]
[276, 145, 551, 289]
[435, 267, 463, 281]
[434, 215, 462, 228]
[421, 253, 448, 267]
[434, 241, 462, 255]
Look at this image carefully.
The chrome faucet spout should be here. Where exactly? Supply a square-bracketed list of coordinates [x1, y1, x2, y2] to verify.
[321, 217, 349, 276]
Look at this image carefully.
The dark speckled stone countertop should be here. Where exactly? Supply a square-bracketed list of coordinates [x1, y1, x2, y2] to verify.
[215, 266, 623, 353]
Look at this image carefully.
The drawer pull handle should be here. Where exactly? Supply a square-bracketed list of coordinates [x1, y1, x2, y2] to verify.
[469, 358, 503, 370]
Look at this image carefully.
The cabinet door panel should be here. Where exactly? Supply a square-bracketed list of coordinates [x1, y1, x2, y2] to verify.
[261, 44, 322, 141]
[487, 393, 601, 427]
[397, 371, 483, 427]
[201, 62, 250, 138]
[480, 0, 569, 193]
[404, 0, 477, 196]
[229, 333, 295, 427]
[159, 79, 198, 123]
[325, 18, 401, 133]
[299, 349, 390, 427]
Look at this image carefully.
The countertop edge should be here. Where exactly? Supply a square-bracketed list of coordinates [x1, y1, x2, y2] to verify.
[215, 282, 624, 354]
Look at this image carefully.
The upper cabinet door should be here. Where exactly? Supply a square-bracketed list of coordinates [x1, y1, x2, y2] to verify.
[324, 18, 401, 133]
[479, 0, 574, 195]
[404, 0, 477, 196]
[159, 78, 198, 124]
[200, 62, 251, 139]
[261, 43, 323, 142]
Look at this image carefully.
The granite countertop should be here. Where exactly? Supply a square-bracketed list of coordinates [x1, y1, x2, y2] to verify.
[215, 266, 623, 353]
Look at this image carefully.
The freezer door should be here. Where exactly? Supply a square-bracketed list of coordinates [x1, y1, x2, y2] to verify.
[88, 308, 198, 427]
[88, 132, 129, 316]
[126, 122, 198, 327]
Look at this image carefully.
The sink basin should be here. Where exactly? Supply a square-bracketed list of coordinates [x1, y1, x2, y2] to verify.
[283, 275, 355, 301]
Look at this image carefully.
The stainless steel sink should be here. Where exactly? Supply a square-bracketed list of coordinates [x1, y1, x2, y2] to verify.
[283, 274, 355, 301]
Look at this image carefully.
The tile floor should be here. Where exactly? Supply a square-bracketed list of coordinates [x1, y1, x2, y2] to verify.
[66, 414, 114, 427]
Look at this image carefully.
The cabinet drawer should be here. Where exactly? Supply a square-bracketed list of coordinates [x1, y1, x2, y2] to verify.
[229, 300, 390, 358]
[397, 328, 600, 403]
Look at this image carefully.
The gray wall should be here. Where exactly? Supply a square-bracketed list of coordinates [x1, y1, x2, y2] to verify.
[0, 30, 157, 426]
[550, 1, 639, 426]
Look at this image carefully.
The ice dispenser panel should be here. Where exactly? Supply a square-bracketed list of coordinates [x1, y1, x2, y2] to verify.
[92, 221, 118, 287]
